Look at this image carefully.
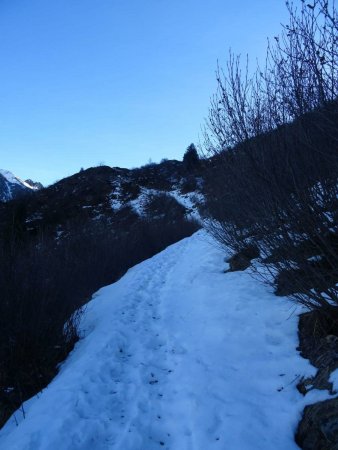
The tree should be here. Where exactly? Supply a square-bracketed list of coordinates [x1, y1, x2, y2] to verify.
[183, 143, 200, 171]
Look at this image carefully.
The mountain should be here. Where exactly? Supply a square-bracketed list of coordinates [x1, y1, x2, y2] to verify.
[0, 169, 42, 202]
[0, 231, 321, 449]
[24, 179, 43, 191]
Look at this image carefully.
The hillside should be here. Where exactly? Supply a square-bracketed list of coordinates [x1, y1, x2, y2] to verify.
[0, 160, 203, 240]
[0, 231, 333, 450]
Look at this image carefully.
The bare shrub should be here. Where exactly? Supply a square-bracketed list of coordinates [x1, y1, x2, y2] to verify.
[203, 0, 338, 311]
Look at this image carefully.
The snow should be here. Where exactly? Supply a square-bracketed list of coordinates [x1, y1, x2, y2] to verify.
[0, 169, 35, 191]
[0, 169, 23, 187]
[0, 231, 331, 449]
[110, 184, 202, 221]
[170, 189, 203, 221]
[330, 369, 338, 391]
[307, 255, 322, 262]
[128, 187, 151, 215]
[110, 185, 152, 215]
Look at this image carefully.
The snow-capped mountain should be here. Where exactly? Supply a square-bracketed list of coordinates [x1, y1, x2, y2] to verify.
[0, 169, 41, 202]
[24, 179, 43, 191]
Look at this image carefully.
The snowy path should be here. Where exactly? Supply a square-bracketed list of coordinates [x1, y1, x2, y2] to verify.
[0, 231, 327, 449]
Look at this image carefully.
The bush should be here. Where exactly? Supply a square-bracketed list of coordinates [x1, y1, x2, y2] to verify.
[0, 236, 83, 427]
[203, 0, 338, 312]
[144, 193, 186, 221]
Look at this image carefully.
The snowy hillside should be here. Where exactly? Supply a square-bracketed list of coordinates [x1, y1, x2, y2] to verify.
[0, 231, 331, 450]
[0, 162, 203, 238]
[0, 169, 41, 202]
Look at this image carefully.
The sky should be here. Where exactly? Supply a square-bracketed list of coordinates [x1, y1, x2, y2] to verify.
[0, 0, 288, 186]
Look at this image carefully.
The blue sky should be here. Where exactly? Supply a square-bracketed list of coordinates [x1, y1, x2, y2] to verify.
[0, 0, 287, 185]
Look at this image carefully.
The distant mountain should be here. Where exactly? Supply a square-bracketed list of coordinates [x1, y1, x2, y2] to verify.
[0, 169, 42, 202]
[24, 179, 44, 191]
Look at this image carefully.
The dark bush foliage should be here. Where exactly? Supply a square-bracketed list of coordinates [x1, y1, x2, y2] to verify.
[144, 193, 186, 221]
[180, 176, 198, 194]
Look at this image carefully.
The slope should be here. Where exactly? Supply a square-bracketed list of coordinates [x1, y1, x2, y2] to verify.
[0, 231, 328, 449]
[0, 161, 202, 241]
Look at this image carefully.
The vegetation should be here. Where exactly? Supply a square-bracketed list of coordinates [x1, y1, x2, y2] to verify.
[203, 0, 338, 312]
[183, 143, 200, 171]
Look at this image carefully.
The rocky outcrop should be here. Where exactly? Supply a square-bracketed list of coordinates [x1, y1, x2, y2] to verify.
[296, 397, 338, 450]
[226, 245, 260, 272]
[297, 311, 338, 395]
[296, 309, 338, 449]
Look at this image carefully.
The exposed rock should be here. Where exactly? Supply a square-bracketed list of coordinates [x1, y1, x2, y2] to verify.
[25, 179, 43, 190]
[297, 310, 338, 393]
[226, 245, 260, 272]
[296, 397, 338, 450]
[297, 367, 336, 396]
[296, 309, 338, 449]
[298, 311, 338, 366]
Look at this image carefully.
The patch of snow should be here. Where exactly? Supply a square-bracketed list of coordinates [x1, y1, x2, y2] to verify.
[330, 369, 338, 391]
[128, 187, 203, 220]
[307, 255, 322, 262]
[1, 231, 331, 449]
[108, 178, 203, 220]
[110, 198, 124, 210]
[170, 189, 203, 221]
[110, 179, 125, 211]
[25, 213, 43, 223]
[111, 187, 160, 216]
[56, 229, 64, 240]
[128, 187, 158, 216]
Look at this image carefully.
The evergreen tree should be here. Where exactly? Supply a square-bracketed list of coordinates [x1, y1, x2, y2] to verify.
[183, 144, 200, 170]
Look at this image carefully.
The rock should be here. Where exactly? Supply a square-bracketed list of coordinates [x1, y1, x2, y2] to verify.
[298, 310, 338, 368]
[226, 245, 260, 272]
[297, 310, 338, 393]
[296, 397, 338, 450]
[296, 309, 338, 448]
[297, 366, 336, 396]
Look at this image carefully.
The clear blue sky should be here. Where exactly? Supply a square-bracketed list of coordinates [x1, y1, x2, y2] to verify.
[0, 0, 287, 185]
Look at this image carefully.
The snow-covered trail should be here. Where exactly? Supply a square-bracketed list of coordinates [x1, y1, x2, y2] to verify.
[0, 231, 325, 450]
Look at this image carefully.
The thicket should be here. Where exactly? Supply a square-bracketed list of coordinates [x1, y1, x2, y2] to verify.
[0, 211, 198, 426]
[203, 0, 338, 312]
